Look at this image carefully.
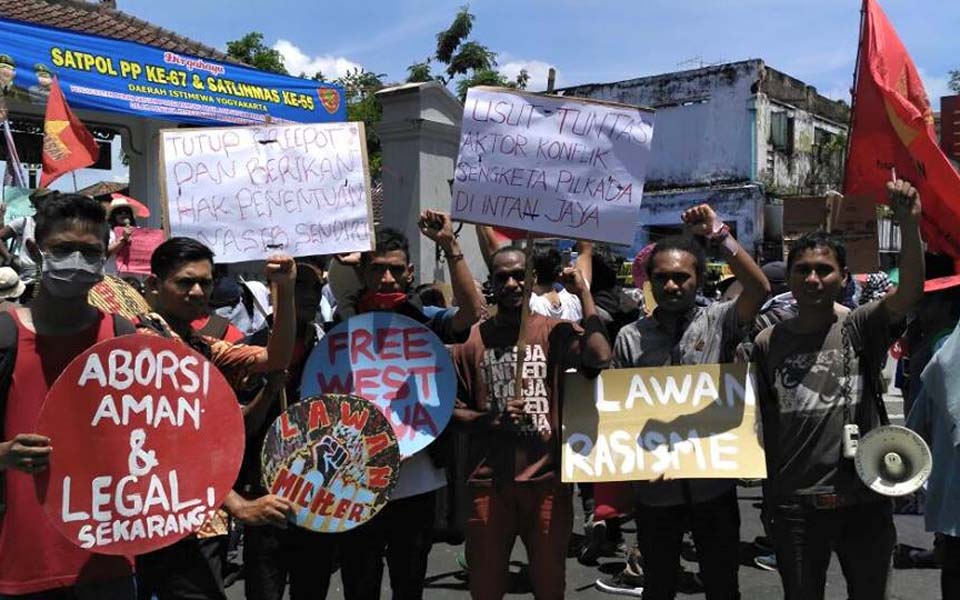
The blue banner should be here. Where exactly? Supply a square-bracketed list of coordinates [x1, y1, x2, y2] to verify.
[0, 17, 346, 125]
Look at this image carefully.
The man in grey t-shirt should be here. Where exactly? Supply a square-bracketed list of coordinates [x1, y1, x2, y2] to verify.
[605, 204, 770, 600]
[753, 181, 924, 600]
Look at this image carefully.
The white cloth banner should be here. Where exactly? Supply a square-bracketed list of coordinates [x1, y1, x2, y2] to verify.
[451, 87, 654, 244]
[160, 122, 374, 263]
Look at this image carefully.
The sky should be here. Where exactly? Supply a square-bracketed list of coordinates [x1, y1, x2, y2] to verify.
[114, 0, 958, 101]
[17, 0, 960, 192]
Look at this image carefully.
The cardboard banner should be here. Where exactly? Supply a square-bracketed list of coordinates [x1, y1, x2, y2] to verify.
[561, 363, 766, 483]
[451, 86, 655, 244]
[88, 275, 151, 319]
[2, 187, 35, 226]
[114, 227, 166, 276]
[160, 122, 375, 264]
[261, 394, 400, 533]
[782, 195, 879, 273]
[300, 312, 456, 457]
[36, 335, 245, 555]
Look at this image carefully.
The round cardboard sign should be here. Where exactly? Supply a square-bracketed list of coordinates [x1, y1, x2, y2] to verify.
[36, 335, 244, 555]
[299, 312, 456, 457]
[261, 394, 400, 533]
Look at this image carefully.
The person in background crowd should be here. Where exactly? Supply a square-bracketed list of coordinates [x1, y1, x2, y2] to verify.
[453, 244, 612, 599]
[528, 244, 590, 321]
[752, 181, 924, 600]
[0, 199, 38, 300]
[331, 210, 484, 600]
[105, 197, 137, 275]
[0, 193, 136, 598]
[240, 263, 332, 600]
[134, 238, 297, 600]
[0, 265, 25, 311]
[602, 203, 770, 599]
[907, 319, 960, 598]
[901, 253, 960, 418]
[213, 271, 272, 338]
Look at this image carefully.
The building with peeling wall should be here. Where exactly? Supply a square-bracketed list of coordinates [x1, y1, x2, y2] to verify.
[559, 59, 850, 257]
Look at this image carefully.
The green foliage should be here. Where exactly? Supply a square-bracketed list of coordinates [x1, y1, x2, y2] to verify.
[334, 68, 386, 180]
[446, 41, 496, 78]
[436, 6, 474, 63]
[455, 68, 509, 100]
[514, 68, 530, 90]
[406, 61, 434, 83]
[950, 70, 960, 93]
[226, 32, 287, 74]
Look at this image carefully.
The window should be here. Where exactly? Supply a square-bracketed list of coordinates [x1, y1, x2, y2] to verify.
[769, 111, 794, 154]
[814, 127, 838, 163]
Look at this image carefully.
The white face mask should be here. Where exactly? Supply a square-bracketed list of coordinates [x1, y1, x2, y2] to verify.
[40, 250, 104, 298]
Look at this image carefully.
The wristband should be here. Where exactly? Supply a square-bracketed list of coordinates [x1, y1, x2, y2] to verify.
[707, 223, 739, 257]
[445, 252, 465, 263]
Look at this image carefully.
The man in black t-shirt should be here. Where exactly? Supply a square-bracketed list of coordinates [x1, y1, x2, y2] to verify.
[753, 180, 924, 600]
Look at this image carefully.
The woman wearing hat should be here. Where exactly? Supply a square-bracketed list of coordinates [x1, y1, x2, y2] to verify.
[105, 197, 137, 275]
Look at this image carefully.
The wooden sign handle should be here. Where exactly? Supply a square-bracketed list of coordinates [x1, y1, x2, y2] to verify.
[511, 233, 537, 425]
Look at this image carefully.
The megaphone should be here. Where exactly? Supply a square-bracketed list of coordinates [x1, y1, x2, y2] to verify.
[855, 425, 932, 497]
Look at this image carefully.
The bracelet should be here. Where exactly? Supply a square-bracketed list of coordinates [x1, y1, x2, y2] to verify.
[445, 252, 465, 263]
[707, 224, 739, 257]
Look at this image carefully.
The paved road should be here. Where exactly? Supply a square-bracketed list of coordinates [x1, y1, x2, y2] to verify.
[226, 489, 940, 599]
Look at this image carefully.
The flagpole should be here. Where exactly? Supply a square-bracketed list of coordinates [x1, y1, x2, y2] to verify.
[842, 0, 868, 192]
[1, 120, 26, 188]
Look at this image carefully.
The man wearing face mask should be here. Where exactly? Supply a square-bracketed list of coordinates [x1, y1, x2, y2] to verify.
[332, 211, 485, 600]
[0, 193, 137, 598]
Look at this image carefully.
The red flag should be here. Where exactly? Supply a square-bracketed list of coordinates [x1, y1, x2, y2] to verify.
[39, 78, 99, 188]
[844, 0, 960, 258]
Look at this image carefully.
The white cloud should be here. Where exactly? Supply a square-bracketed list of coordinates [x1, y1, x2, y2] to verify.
[499, 59, 559, 92]
[273, 39, 364, 80]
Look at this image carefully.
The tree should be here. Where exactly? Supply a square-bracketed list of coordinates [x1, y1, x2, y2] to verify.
[334, 68, 387, 180]
[405, 6, 533, 100]
[949, 70, 960, 93]
[226, 32, 287, 74]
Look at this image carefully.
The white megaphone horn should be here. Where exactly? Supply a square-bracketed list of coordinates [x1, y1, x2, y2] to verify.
[854, 425, 932, 497]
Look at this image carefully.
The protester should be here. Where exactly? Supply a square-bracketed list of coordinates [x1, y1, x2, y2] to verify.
[0, 206, 38, 300]
[906, 320, 960, 598]
[332, 210, 484, 600]
[0, 193, 136, 598]
[452, 244, 612, 599]
[752, 181, 924, 600]
[240, 263, 331, 600]
[0, 265, 25, 310]
[134, 237, 297, 600]
[105, 197, 136, 275]
[604, 203, 771, 599]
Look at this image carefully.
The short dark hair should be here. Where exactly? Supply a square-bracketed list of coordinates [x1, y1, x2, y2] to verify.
[490, 245, 525, 268]
[362, 227, 409, 264]
[787, 231, 847, 272]
[645, 235, 707, 285]
[34, 192, 108, 245]
[150, 237, 215, 279]
[533, 247, 562, 284]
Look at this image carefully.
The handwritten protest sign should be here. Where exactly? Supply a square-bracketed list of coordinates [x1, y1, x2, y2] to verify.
[159, 123, 375, 264]
[300, 312, 456, 457]
[88, 275, 152, 319]
[561, 364, 766, 483]
[2, 187, 35, 226]
[451, 87, 655, 244]
[261, 394, 400, 533]
[115, 227, 166, 276]
[36, 335, 244, 555]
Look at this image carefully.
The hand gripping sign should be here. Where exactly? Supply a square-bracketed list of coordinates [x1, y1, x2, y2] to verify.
[300, 312, 456, 457]
[36, 335, 244, 555]
[261, 394, 401, 532]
